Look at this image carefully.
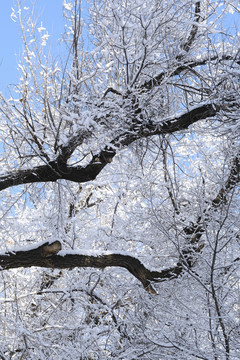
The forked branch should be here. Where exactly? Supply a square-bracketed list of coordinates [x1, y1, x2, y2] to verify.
[1, 148, 239, 296]
[0, 102, 219, 192]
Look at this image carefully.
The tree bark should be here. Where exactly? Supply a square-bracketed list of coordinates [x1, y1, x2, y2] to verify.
[0, 241, 183, 294]
[1, 151, 239, 293]
[0, 102, 219, 192]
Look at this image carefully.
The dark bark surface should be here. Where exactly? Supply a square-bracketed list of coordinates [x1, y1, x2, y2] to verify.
[0, 103, 218, 192]
[0, 241, 183, 293]
[0, 103, 238, 293]
[0, 0, 239, 291]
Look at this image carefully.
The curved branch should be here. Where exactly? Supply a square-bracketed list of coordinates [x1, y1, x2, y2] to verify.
[0, 102, 219, 192]
[1, 149, 239, 294]
[0, 241, 182, 294]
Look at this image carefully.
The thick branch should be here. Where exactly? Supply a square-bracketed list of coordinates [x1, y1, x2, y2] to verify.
[2, 149, 239, 295]
[0, 241, 182, 294]
[0, 102, 218, 192]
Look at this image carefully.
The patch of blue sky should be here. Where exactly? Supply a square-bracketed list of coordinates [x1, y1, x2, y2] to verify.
[0, 1, 65, 95]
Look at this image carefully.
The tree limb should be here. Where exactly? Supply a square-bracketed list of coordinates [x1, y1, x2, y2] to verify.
[0, 102, 219, 192]
[0, 241, 182, 294]
[141, 55, 236, 91]
[1, 149, 239, 294]
[181, 154, 240, 266]
[180, 1, 201, 54]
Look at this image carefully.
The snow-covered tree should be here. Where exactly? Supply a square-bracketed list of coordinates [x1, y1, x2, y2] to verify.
[0, 0, 240, 358]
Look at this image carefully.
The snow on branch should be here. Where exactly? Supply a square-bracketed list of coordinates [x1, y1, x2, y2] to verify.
[141, 55, 239, 91]
[0, 240, 182, 294]
[0, 102, 220, 192]
[0, 138, 239, 294]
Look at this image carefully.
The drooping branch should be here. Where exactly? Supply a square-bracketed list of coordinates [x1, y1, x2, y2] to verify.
[1, 150, 239, 294]
[0, 241, 182, 294]
[0, 102, 219, 192]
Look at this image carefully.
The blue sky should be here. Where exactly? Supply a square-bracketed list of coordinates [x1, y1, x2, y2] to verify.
[0, 1, 239, 96]
[0, 1, 65, 94]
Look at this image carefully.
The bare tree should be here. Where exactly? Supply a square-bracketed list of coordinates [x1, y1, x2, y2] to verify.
[0, 0, 240, 358]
